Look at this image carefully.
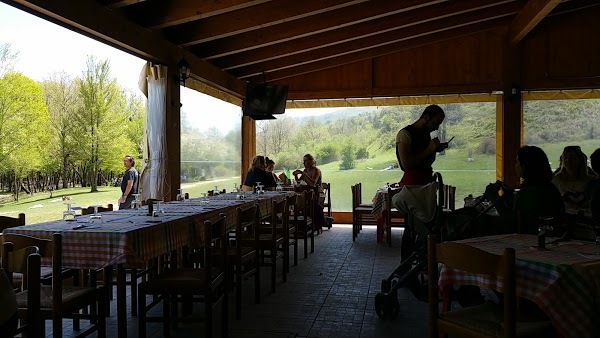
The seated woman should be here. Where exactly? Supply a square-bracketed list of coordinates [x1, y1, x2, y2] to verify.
[552, 146, 595, 214]
[265, 157, 281, 183]
[243, 155, 277, 190]
[293, 154, 329, 231]
[513, 146, 565, 234]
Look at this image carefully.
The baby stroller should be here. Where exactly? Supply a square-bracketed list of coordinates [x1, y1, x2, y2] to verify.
[374, 174, 508, 319]
[374, 172, 446, 319]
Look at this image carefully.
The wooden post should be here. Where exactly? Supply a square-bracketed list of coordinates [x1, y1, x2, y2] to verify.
[165, 65, 181, 201]
[496, 41, 523, 188]
[241, 116, 256, 185]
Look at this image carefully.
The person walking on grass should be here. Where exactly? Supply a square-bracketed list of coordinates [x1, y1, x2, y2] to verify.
[119, 155, 139, 209]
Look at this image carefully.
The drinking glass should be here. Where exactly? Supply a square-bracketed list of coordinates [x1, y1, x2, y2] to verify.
[276, 181, 283, 192]
[176, 188, 185, 202]
[131, 194, 142, 209]
[233, 183, 239, 193]
[201, 192, 210, 205]
[214, 186, 220, 195]
[63, 202, 76, 221]
[153, 201, 164, 217]
[89, 205, 102, 220]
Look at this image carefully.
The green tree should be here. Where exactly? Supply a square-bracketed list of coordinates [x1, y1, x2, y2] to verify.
[74, 56, 134, 192]
[0, 72, 51, 200]
[339, 143, 356, 170]
[316, 145, 338, 164]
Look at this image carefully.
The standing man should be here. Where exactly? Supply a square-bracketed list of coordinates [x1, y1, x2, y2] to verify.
[395, 104, 448, 185]
[394, 105, 447, 260]
[119, 155, 139, 209]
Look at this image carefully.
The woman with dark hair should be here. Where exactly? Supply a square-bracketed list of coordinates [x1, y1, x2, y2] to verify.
[513, 146, 565, 234]
[552, 146, 594, 213]
[243, 155, 277, 190]
[265, 157, 280, 183]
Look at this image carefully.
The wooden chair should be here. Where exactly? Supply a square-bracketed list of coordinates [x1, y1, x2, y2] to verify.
[228, 204, 261, 319]
[138, 215, 229, 337]
[427, 235, 554, 338]
[321, 182, 332, 218]
[351, 184, 376, 241]
[0, 247, 39, 337]
[385, 187, 405, 247]
[0, 213, 25, 233]
[81, 204, 114, 215]
[289, 190, 315, 259]
[241, 199, 288, 293]
[285, 194, 299, 267]
[3, 233, 106, 338]
[442, 184, 456, 211]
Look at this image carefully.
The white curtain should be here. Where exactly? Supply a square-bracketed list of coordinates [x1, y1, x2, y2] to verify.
[140, 63, 167, 200]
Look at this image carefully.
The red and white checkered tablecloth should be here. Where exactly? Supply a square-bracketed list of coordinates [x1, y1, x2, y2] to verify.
[371, 189, 387, 219]
[439, 233, 600, 338]
[3, 192, 292, 270]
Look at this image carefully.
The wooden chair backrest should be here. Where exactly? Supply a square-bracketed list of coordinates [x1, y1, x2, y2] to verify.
[0, 213, 26, 233]
[351, 184, 359, 210]
[202, 214, 227, 269]
[321, 182, 331, 215]
[427, 235, 516, 338]
[81, 204, 114, 215]
[235, 204, 259, 251]
[442, 185, 456, 211]
[270, 198, 288, 237]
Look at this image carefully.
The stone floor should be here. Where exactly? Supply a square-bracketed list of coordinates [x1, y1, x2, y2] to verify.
[45, 225, 429, 337]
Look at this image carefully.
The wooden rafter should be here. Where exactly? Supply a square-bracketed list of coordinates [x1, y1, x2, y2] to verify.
[100, 0, 146, 9]
[215, 0, 519, 70]
[168, 0, 369, 46]
[509, 0, 561, 45]
[235, 8, 518, 79]
[124, 0, 274, 29]
[4, 0, 245, 96]
[194, 0, 449, 59]
[245, 18, 510, 83]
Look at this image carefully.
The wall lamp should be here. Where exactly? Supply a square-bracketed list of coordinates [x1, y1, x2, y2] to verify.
[176, 58, 191, 86]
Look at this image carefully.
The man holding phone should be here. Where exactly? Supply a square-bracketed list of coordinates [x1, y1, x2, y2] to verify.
[394, 104, 448, 260]
[395, 104, 448, 185]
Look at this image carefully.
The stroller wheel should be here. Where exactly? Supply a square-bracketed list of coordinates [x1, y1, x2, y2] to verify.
[374, 293, 400, 320]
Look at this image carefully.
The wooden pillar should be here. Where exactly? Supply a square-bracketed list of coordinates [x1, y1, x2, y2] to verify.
[496, 41, 523, 188]
[165, 65, 181, 201]
[241, 116, 256, 185]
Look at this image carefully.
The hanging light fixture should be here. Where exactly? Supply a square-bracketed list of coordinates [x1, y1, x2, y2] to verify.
[176, 58, 191, 86]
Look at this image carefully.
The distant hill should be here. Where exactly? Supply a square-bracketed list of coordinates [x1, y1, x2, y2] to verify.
[292, 106, 378, 124]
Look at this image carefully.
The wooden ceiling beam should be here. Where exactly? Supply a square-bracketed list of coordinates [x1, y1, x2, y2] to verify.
[124, 0, 274, 30]
[99, 0, 146, 9]
[194, 0, 449, 58]
[245, 18, 510, 84]
[509, 0, 560, 45]
[4, 0, 245, 96]
[235, 8, 517, 79]
[548, 0, 600, 17]
[168, 0, 369, 46]
[216, 0, 519, 70]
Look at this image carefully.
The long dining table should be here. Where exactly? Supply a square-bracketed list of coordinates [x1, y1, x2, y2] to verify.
[3, 190, 294, 338]
[439, 233, 600, 338]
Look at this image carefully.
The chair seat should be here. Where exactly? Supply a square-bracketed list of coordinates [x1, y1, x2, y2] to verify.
[141, 268, 224, 293]
[16, 285, 97, 310]
[359, 203, 373, 208]
[441, 303, 555, 337]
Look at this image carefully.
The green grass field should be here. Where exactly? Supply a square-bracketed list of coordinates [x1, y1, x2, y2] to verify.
[1, 140, 597, 223]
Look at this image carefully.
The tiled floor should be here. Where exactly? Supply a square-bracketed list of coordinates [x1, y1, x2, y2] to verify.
[49, 225, 428, 337]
